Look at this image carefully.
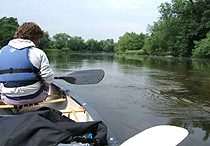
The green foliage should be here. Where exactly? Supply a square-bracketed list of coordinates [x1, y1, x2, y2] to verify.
[85, 38, 102, 52]
[145, 0, 210, 57]
[100, 39, 114, 52]
[143, 34, 159, 55]
[66, 36, 85, 51]
[123, 49, 145, 55]
[37, 31, 51, 49]
[52, 33, 71, 49]
[50, 32, 114, 53]
[115, 32, 145, 53]
[0, 17, 19, 48]
[192, 31, 210, 58]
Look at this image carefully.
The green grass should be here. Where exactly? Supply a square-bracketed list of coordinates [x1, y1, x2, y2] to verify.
[43, 48, 95, 55]
[43, 48, 115, 55]
[43, 49, 61, 54]
[119, 49, 146, 55]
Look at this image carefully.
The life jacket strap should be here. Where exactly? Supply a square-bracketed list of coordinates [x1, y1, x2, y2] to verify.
[0, 68, 39, 75]
[0, 67, 41, 87]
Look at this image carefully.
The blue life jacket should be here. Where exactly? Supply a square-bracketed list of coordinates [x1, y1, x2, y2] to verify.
[0, 45, 40, 87]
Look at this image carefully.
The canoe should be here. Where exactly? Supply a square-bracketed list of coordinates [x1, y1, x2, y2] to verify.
[0, 81, 119, 145]
[0, 69, 119, 146]
[0, 69, 189, 146]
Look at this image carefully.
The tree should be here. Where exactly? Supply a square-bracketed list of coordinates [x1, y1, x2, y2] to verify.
[66, 36, 85, 51]
[100, 39, 114, 52]
[116, 32, 145, 53]
[192, 31, 210, 58]
[37, 31, 51, 49]
[144, 0, 210, 57]
[52, 33, 71, 49]
[0, 17, 19, 48]
[85, 39, 101, 52]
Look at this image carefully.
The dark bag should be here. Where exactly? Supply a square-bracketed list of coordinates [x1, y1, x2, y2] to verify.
[0, 107, 107, 146]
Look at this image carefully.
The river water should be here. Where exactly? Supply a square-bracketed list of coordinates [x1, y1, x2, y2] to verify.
[48, 53, 210, 146]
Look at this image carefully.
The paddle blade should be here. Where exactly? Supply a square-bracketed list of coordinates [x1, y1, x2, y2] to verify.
[121, 125, 188, 146]
[61, 77, 77, 84]
[55, 69, 105, 85]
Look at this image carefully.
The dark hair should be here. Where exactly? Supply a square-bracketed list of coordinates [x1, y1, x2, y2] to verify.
[14, 22, 43, 40]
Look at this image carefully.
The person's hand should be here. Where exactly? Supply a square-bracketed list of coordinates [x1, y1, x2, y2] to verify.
[42, 81, 50, 92]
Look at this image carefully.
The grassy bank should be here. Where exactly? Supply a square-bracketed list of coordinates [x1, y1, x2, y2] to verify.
[43, 48, 114, 55]
[117, 49, 146, 55]
[43, 48, 91, 55]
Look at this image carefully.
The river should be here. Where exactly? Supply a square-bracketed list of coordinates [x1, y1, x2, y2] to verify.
[48, 53, 210, 146]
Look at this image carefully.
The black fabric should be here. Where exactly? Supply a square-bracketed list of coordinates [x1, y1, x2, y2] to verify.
[0, 68, 39, 75]
[3, 80, 39, 87]
[0, 107, 107, 146]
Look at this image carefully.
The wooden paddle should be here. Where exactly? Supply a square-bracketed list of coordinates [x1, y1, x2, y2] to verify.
[54, 69, 105, 85]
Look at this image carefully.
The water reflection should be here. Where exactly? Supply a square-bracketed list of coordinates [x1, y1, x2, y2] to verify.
[49, 53, 210, 145]
[115, 55, 210, 105]
[115, 55, 210, 144]
[169, 118, 210, 142]
[48, 53, 115, 71]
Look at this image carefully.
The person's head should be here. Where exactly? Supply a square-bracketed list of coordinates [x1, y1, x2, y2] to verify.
[14, 22, 43, 46]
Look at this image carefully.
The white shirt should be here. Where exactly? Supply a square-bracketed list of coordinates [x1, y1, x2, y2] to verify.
[1, 39, 54, 97]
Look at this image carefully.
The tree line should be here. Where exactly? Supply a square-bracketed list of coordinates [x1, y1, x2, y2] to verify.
[38, 32, 115, 53]
[0, 0, 210, 57]
[143, 0, 210, 58]
[0, 17, 115, 53]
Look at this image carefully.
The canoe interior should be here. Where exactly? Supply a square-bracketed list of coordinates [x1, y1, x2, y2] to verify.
[0, 82, 119, 146]
[49, 83, 94, 122]
[0, 83, 94, 122]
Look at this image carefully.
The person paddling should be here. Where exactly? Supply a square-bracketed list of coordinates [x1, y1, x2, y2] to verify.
[0, 22, 54, 105]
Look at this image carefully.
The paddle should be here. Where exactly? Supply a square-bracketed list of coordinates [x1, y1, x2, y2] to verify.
[54, 69, 105, 85]
[120, 125, 188, 146]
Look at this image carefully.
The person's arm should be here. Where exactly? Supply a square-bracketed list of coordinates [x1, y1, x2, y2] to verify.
[39, 51, 54, 84]
[29, 47, 54, 84]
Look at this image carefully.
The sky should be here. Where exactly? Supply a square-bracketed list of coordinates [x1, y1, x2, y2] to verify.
[0, 0, 171, 42]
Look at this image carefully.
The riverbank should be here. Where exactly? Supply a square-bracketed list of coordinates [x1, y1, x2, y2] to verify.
[43, 49, 209, 59]
[43, 48, 114, 55]
[43, 48, 146, 56]
[43, 49, 90, 55]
